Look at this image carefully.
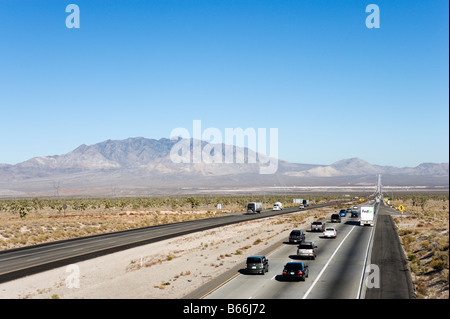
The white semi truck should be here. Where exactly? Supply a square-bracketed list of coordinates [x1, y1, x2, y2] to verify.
[360, 206, 374, 226]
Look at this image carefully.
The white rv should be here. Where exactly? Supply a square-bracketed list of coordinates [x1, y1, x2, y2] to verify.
[273, 202, 283, 211]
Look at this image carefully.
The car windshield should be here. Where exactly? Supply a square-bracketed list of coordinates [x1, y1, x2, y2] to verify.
[248, 204, 255, 209]
[246, 257, 261, 263]
[285, 263, 303, 270]
[325, 228, 334, 231]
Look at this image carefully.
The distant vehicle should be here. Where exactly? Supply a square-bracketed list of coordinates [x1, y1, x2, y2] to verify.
[297, 242, 317, 260]
[273, 202, 283, 211]
[353, 205, 358, 210]
[247, 202, 262, 214]
[302, 199, 310, 207]
[351, 211, 358, 218]
[246, 255, 269, 275]
[311, 221, 325, 232]
[331, 214, 341, 223]
[339, 209, 347, 217]
[289, 230, 306, 244]
[282, 262, 309, 281]
[360, 206, 374, 226]
[299, 204, 305, 209]
[323, 227, 337, 238]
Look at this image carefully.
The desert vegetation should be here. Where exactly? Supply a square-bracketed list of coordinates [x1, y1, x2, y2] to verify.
[391, 193, 449, 299]
[0, 194, 351, 250]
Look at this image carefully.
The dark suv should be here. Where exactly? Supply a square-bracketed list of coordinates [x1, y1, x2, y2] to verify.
[289, 230, 306, 243]
[331, 214, 341, 223]
[246, 255, 269, 275]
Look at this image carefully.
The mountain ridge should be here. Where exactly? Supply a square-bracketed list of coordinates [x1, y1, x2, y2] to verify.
[0, 137, 447, 197]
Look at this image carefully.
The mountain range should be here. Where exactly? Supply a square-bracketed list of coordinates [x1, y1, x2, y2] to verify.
[0, 137, 448, 197]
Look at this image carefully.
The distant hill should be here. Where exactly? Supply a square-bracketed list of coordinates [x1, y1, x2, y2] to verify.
[0, 137, 447, 197]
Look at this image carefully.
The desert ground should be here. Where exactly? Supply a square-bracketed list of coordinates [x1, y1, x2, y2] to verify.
[0, 206, 333, 299]
[1, 194, 447, 299]
[390, 196, 449, 299]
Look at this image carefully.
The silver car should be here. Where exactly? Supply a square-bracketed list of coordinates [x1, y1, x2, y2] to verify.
[311, 221, 325, 232]
[297, 242, 317, 260]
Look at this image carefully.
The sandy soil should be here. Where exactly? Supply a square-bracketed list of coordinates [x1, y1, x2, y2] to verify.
[0, 207, 333, 299]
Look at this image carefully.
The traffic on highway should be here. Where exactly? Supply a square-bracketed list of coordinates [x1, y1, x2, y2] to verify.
[203, 202, 378, 299]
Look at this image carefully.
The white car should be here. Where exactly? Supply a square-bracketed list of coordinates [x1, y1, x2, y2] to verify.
[323, 227, 337, 238]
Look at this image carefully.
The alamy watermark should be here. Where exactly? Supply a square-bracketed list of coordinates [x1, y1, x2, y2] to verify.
[65, 4, 80, 29]
[365, 4, 380, 29]
[169, 120, 279, 174]
[365, 264, 380, 289]
[65, 264, 80, 289]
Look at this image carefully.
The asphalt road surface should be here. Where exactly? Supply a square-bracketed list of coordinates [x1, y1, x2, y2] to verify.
[365, 204, 415, 299]
[200, 212, 374, 299]
[0, 201, 349, 283]
[187, 202, 414, 299]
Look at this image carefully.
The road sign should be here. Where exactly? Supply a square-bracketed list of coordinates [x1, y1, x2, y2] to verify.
[398, 205, 404, 211]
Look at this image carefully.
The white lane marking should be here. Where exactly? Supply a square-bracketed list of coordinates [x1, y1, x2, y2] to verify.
[356, 225, 375, 298]
[302, 225, 356, 299]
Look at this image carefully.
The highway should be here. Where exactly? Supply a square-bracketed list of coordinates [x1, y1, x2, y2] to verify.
[202, 209, 375, 299]
[0, 200, 350, 283]
[185, 200, 415, 299]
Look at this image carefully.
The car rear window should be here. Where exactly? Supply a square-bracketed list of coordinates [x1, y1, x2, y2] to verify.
[332, 214, 339, 218]
[299, 244, 313, 249]
[285, 263, 303, 270]
[247, 257, 262, 263]
[290, 230, 301, 235]
[312, 222, 322, 225]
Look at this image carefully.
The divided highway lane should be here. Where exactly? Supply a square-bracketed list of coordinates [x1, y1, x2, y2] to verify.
[203, 214, 374, 299]
[0, 201, 351, 283]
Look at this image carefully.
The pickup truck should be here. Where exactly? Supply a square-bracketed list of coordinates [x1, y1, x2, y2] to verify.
[297, 242, 317, 260]
[310, 221, 325, 232]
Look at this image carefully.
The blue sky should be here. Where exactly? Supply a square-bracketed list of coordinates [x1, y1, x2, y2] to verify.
[0, 0, 448, 167]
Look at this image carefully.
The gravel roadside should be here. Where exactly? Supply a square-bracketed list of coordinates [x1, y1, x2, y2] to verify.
[0, 207, 333, 299]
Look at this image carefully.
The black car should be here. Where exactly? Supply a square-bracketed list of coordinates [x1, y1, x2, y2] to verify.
[246, 255, 269, 275]
[351, 211, 358, 218]
[289, 230, 306, 243]
[282, 262, 309, 281]
[331, 214, 341, 223]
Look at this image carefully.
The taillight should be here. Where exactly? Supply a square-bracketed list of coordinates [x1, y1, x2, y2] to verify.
[298, 271, 303, 275]
[283, 270, 287, 275]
